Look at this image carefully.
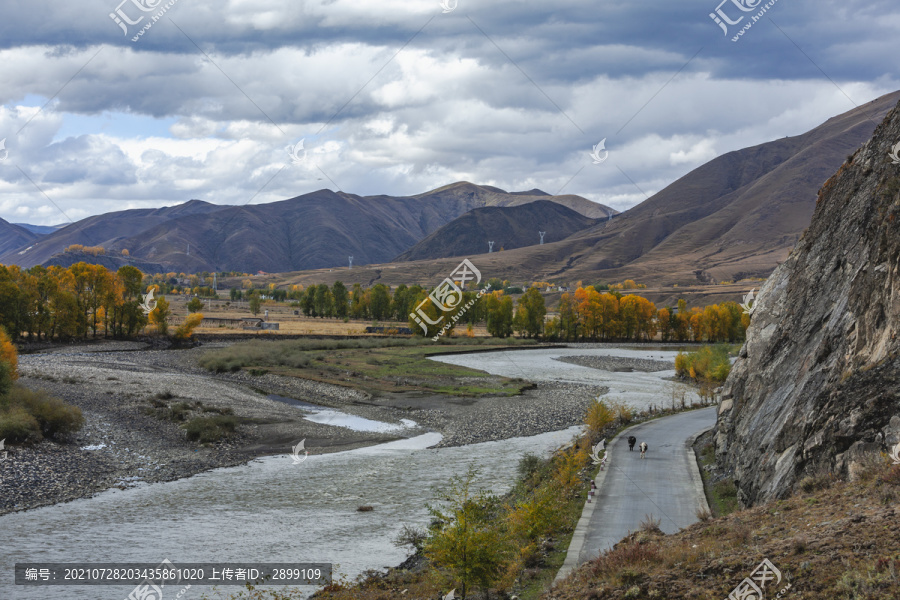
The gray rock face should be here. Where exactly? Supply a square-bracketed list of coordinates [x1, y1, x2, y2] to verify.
[715, 99, 900, 507]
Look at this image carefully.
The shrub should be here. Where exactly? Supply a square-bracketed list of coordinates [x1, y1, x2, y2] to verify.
[0, 405, 42, 442]
[586, 399, 616, 433]
[675, 344, 733, 383]
[183, 415, 238, 443]
[186, 297, 204, 313]
[7, 387, 84, 438]
[517, 453, 542, 481]
[174, 313, 204, 340]
[799, 472, 835, 493]
[881, 465, 900, 486]
[168, 402, 192, 422]
[0, 361, 12, 397]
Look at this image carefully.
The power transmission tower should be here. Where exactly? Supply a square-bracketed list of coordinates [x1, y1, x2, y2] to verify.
[348, 256, 353, 269]
[539, 231, 546, 244]
[488, 241, 494, 253]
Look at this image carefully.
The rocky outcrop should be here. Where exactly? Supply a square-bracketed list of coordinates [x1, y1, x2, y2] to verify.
[715, 98, 900, 507]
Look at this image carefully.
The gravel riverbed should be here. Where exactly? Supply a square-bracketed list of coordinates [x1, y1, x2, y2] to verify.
[0, 340, 616, 516]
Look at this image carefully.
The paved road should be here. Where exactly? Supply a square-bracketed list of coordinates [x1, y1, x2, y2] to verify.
[577, 406, 717, 563]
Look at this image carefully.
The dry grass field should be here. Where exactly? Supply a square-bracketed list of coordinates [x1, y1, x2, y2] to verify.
[163, 294, 493, 337]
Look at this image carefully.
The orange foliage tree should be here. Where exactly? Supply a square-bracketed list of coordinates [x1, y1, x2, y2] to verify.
[545, 285, 747, 343]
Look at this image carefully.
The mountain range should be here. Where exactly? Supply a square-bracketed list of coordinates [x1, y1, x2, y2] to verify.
[0, 185, 614, 274]
[2, 90, 899, 285]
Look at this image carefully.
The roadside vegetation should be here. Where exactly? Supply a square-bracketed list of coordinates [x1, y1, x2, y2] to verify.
[696, 441, 740, 517]
[675, 344, 739, 384]
[198, 337, 539, 397]
[0, 327, 84, 443]
[551, 456, 900, 600]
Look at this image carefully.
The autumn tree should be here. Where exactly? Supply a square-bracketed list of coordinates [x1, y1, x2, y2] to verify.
[425, 466, 511, 599]
[150, 296, 171, 335]
[0, 326, 17, 394]
[174, 313, 203, 341]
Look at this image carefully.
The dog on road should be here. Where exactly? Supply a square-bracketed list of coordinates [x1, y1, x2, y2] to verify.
[628, 436, 637, 451]
[639, 442, 648, 459]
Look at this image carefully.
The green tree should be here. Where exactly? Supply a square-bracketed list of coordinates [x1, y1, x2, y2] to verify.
[314, 284, 334, 318]
[350, 283, 367, 319]
[369, 284, 392, 321]
[248, 292, 261, 316]
[425, 466, 511, 599]
[300, 290, 314, 317]
[485, 294, 514, 338]
[513, 287, 546, 338]
[392, 284, 410, 321]
[187, 297, 204, 313]
[332, 281, 349, 319]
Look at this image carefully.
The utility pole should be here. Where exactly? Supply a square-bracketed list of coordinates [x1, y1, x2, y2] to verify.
[539, 231, 546, 245]
[488, 241, 494, 253]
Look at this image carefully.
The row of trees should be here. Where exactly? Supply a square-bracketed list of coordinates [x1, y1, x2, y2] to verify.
[0, 262, 748, 343]
[284, 282, 548, 339]
[0, 263, 149, 341]
[547, 287, 749, 343]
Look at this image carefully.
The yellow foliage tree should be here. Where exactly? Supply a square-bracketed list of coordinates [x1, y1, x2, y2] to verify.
[173, 313, 204, 340]
[0, 326, 18, 380]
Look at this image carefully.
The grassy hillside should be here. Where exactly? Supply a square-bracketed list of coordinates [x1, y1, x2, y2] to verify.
[549, 457, 900, 600]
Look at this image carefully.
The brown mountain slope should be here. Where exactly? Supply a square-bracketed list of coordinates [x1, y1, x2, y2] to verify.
[0, 217, 38, 257]
[2, 199, 222, 269]
[394, 200, 600, 262]
[263, 91, 900, 289]
[0, 184, 609, 273]
[415, 182, 615, 219]
[526, 90, 900, 284]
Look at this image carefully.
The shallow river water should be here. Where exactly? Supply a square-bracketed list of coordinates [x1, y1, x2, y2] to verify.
[1, 344, 685, 600]
[0, 427, 581, 600]
[432, 345, 699, 410]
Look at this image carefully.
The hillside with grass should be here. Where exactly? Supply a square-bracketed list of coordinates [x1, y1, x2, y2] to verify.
[548, 456, 900, 600]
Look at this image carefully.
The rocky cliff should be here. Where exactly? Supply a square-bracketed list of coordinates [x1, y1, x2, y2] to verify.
[715, 99, 900, 507]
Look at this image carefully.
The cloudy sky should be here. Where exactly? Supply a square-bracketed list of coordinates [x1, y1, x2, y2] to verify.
[0, 0, 898, 226]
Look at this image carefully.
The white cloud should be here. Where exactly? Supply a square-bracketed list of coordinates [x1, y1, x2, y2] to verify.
[0, 0, 898, 224]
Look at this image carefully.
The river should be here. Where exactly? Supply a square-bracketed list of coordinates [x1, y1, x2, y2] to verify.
[1, 344, 686, 600]
[431, 345, 699, 410]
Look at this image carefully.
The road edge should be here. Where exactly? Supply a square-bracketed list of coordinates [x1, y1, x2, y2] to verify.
[685, 426, 713, 514]
[554, 411, 715, 585]
[553, 435, 617, 583]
